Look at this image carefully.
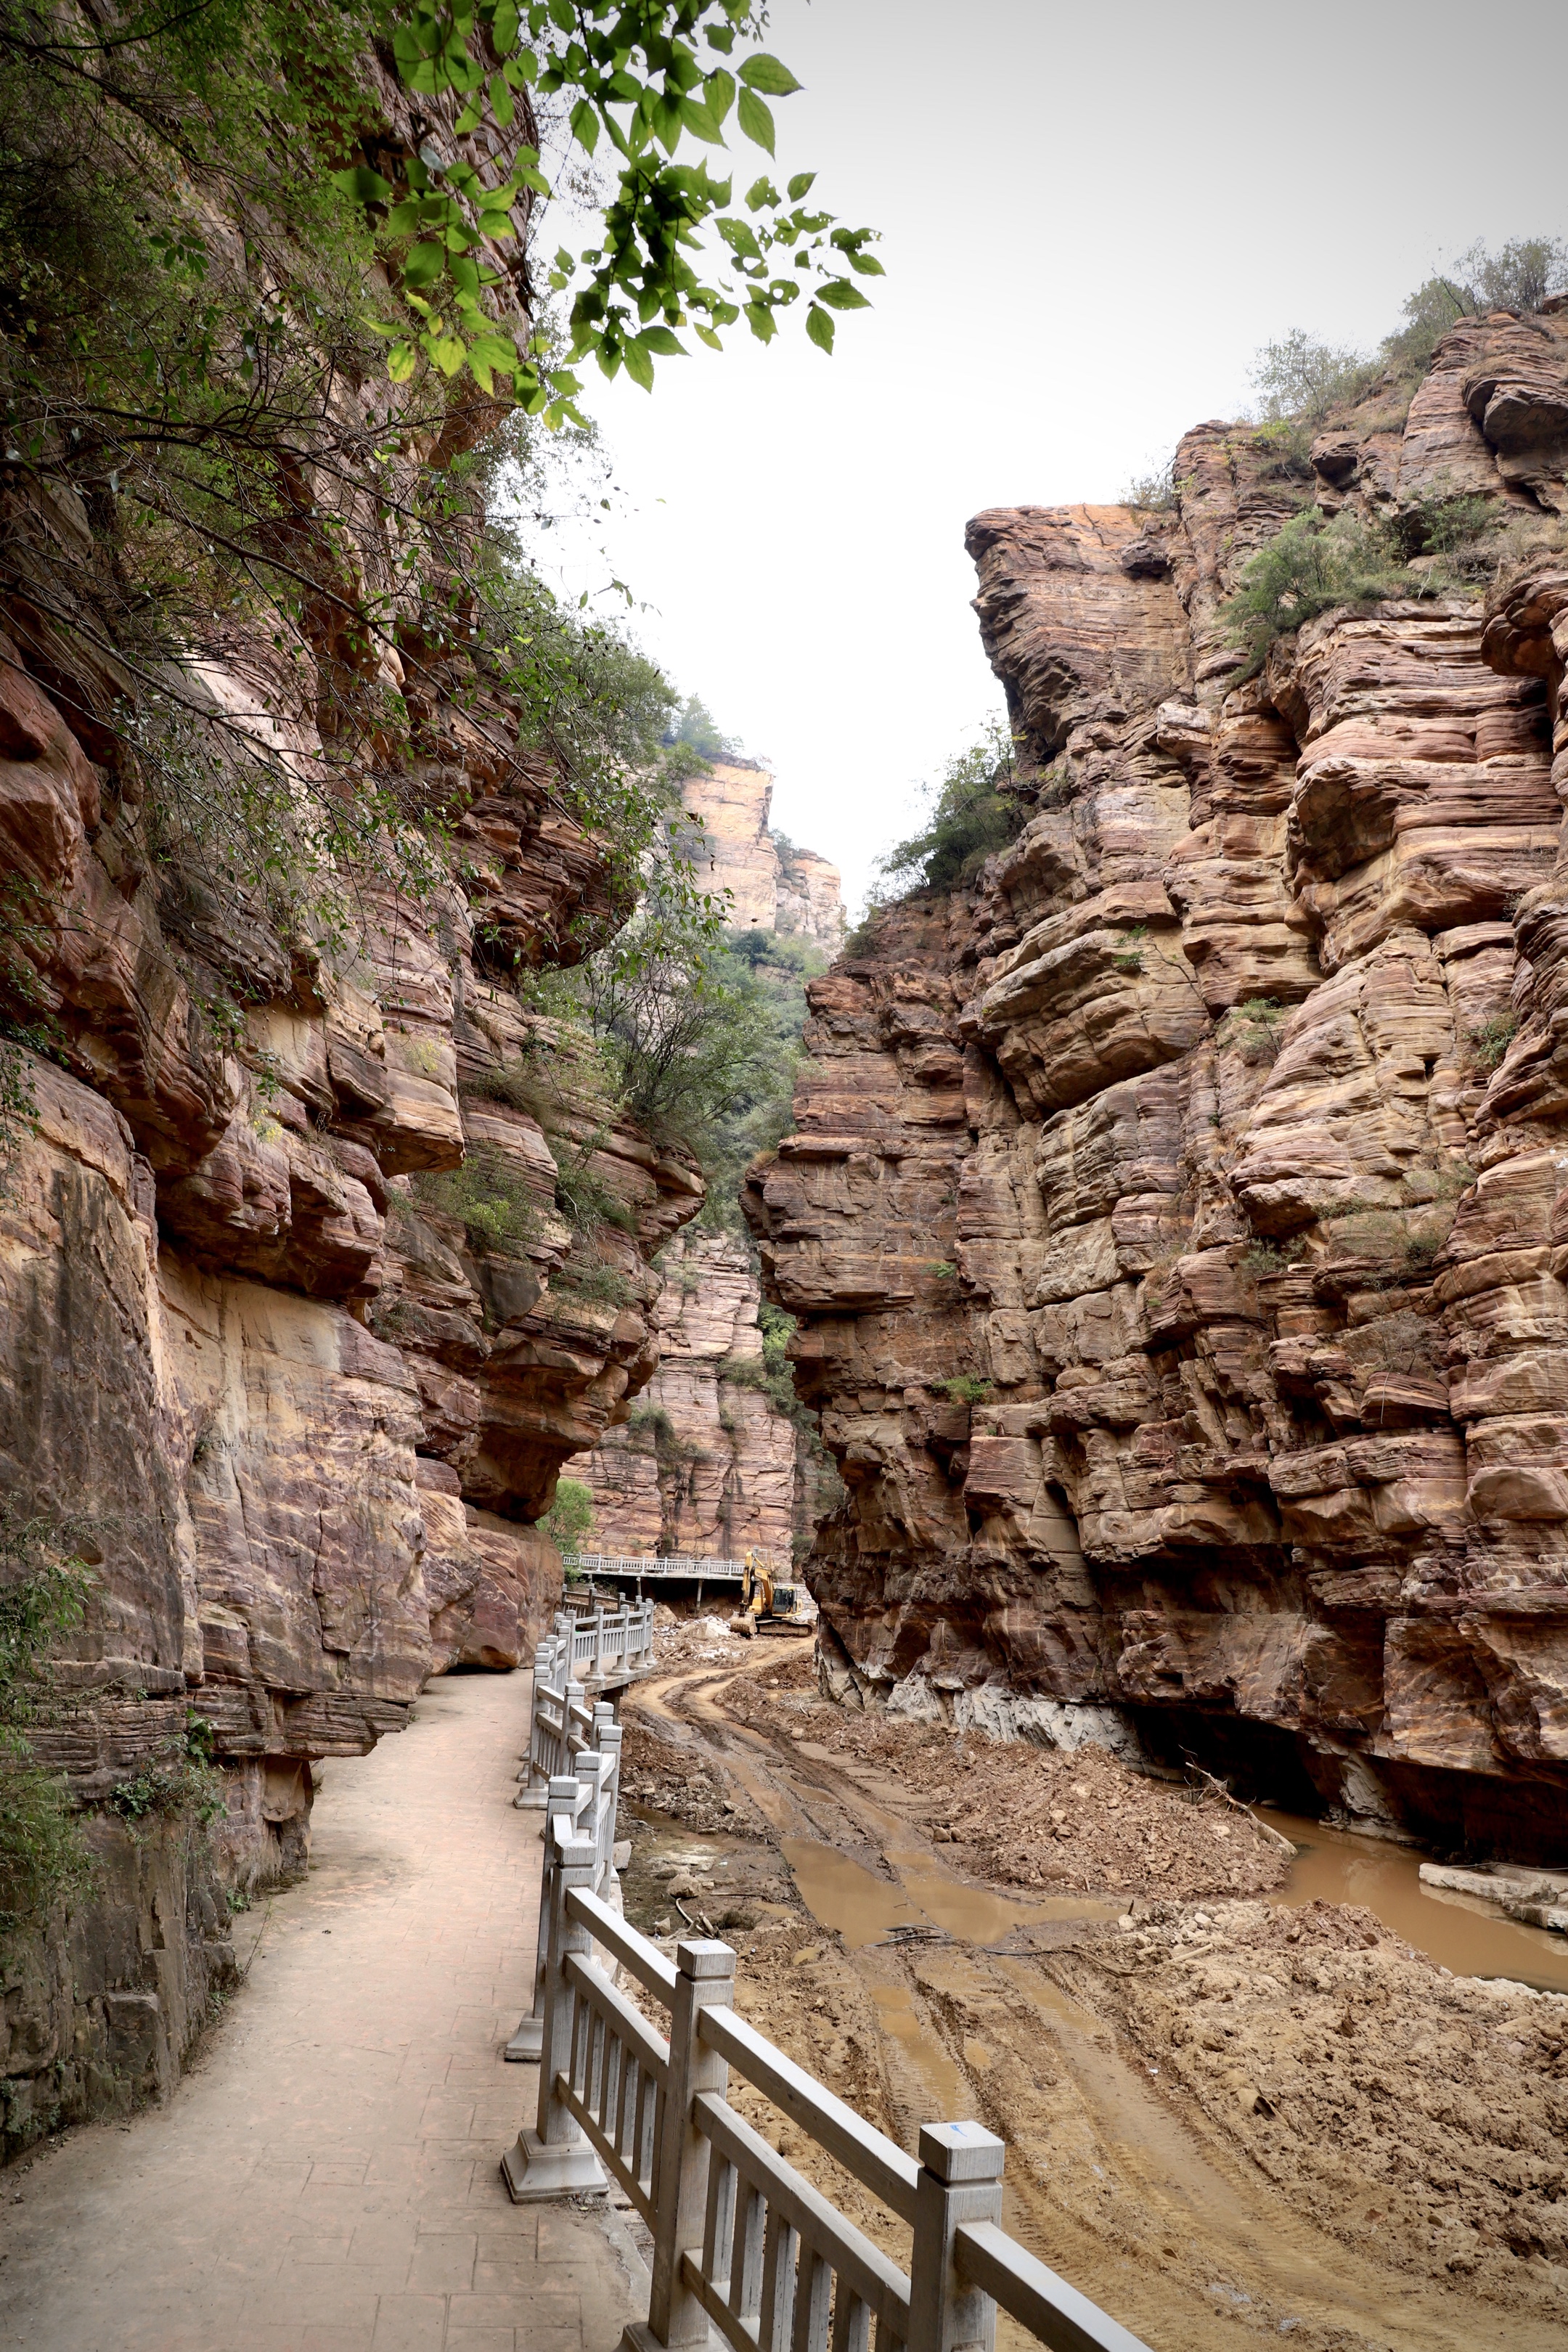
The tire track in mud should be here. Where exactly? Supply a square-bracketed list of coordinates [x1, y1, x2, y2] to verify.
[623, 1645, 1565, 2352]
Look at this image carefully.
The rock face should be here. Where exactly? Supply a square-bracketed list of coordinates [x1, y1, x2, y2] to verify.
[747, 307, 1568, 1854]
[577, 1230, 833, 1566]
[682, 761, 845, 950]
[0, 231, 701, 2148]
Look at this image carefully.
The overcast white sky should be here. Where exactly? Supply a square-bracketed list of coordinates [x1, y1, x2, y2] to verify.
[534, 0, 1568, 912]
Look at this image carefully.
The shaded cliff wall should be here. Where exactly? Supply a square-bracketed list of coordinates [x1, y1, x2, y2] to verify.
[0, 607, 701, 2139]
[681, 761, 846, 950]
[0, 121, 703, 2149]
[578, 1230, 838, 1567]
[747, 304, 1568, 1854]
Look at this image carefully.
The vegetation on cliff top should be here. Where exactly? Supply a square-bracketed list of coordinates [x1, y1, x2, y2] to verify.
[874, 717, 1026, 899]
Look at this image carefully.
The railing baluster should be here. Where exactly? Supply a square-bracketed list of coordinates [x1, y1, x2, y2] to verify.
[793, 2248, 833, 2352]
[703, 2152, 738, 2295]
[760, 2210, 799, 2352]
[831, 2288, 871, 2352]
[732, 2177, 766, 2325]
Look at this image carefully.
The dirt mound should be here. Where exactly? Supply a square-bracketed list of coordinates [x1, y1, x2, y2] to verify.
[1074, 1896, 1568, 2316]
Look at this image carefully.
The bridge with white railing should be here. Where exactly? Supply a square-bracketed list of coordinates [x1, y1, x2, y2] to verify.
[562, 1551, 748, 1587]
[501, 1657, 1153, 2352]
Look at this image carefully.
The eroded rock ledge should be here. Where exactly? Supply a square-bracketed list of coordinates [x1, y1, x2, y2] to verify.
[747, 306, 1568, 1855]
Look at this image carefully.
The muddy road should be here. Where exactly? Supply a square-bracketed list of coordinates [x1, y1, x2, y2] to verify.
[616, 1625, 1568, 2352]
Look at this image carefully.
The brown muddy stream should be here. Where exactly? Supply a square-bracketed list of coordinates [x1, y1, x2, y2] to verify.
[1257, 1807, 1568, 1993]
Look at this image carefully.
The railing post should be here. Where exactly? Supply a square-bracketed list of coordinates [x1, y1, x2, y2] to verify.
[502, 1826, 608, 2200]
[907, 2123, 1004, 2352]
[516, 1638, 561, 1810]
[621, 1937, 736, 2352]
[504, 1773, 582, 2063]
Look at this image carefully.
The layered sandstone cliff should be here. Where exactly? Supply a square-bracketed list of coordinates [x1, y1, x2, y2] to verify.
[0, 82, 708, 2135]
[682, 760, 845, 950]
[747, 305, 1568, 1854]
[578, 1229, 837, 1566]
[0, 600, 701, 2136]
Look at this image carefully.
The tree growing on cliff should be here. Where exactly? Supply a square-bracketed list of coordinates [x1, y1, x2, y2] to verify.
[875, 718, 1026, 897]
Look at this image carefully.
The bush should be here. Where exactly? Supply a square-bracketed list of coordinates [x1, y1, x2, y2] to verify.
[1385, 239, 1568, 368]
[939, 1375, 993, 1406]
[542, 1478, 596, 1552]
[1122, 454, 1182, 510]
[1469, 1013, 1519, 1071]
[878, 719, 1026, 896]
[1220, 998, 1289, 1066]
[109, 1713, 225, 1832]
[411, 1146, 542, 1259]
[1223, 509, 1418, 674]
[550, 1255, 634, 1308]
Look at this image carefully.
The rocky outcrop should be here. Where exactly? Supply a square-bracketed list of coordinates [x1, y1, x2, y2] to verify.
[748, 308, 1568, 1854]
[682, 761, 845, 950]
[0, 109, 701, 2142]
[577, 1230, 835, 1566]
[0, 582, 696, 2137]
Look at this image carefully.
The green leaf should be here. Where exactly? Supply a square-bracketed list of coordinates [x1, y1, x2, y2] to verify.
[704, 69, 735, 124]
[491, 0, 520, 47]
[846, 250, 885, 276]
[332, 165, 393, 205]
[571, 97, 600, 154]
[469, 331, 519, 377]
[787, 171, 816, 201]
[489, 71, 515, 128]
[679, 97, 724, 143]
[387, 341, 418, 382]
[621, 338, 656, 391]
[744, 301, 777, 345]
[695, 324, 722, 348]
[805, 303, 835, 354]
[744, 175, 777, 212]
[640, 326, 687, 356]
[403, 242, 447, 288]
[739, 54, 802, 97]
[815, 279, 870, 311]
[736, 89, 775, 154]
[428, 333, 467, 377]
[716, 216, 764, 261]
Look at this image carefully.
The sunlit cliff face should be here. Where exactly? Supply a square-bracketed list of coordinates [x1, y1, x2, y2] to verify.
[748, 307, 1568, 1855]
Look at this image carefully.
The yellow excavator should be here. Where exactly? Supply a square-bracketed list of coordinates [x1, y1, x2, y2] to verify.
[730, 1551, 812, 1638]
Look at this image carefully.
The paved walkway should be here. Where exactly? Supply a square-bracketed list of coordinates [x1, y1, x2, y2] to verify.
[0, 1672, 645, 2352]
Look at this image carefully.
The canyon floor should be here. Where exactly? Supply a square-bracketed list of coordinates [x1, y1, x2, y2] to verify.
[621, 1625, 1568, 2352]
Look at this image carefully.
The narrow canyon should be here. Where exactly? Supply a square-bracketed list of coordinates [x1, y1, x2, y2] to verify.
[4, 24, 1568, 2340]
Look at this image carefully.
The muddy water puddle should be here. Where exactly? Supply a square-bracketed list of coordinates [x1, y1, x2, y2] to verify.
[1258, 1808, 1568, 1994]
[780, 1834, 1119, 1951]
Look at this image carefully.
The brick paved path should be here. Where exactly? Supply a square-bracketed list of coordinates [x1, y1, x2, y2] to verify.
[0, 1671, 644, 2352]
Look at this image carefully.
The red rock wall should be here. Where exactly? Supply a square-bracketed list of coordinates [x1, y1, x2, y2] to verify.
[577, 1230, 817, 1567]
[748, 307, 1568, 1853]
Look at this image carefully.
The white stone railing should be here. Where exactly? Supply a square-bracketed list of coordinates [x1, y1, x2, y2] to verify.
[516, 1614, 650, 1809]
[563, 1551, 748, 1583]
[505, 1689, 623, 2065]
[502, 1716, 1152, 2352]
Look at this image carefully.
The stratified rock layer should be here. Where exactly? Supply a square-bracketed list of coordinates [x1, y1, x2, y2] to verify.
[682, 761, 845, 950]
[748, 309, 1568, 1853]
[578, 1230, 826, 1567]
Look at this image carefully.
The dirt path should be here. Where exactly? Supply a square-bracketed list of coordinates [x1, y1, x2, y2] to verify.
[0, 1672, 645, 2352]
[621, 1630, 1568, 2352]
